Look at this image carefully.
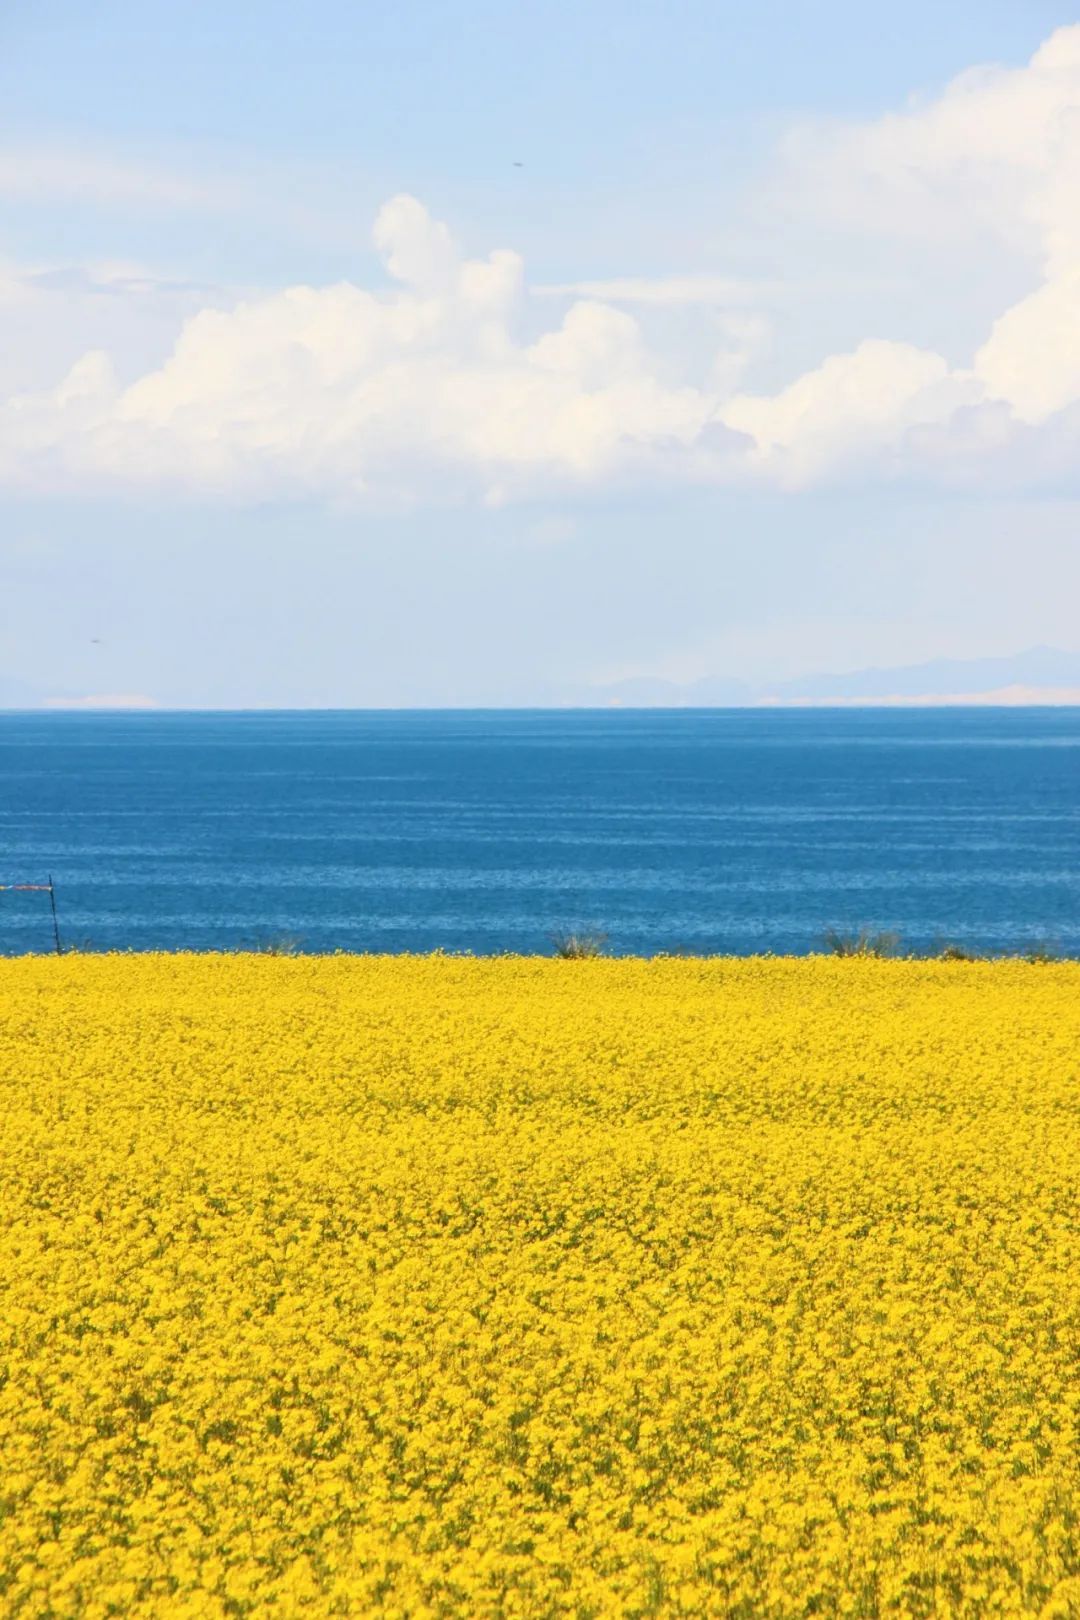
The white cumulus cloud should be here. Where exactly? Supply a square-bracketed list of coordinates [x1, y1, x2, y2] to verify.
[721, 341, 976, 484]
[0, 195, 748, 503]
[741, 25, 1080, 481]
[974, 268, 1080, 422]
[6, 29, 1080, 503]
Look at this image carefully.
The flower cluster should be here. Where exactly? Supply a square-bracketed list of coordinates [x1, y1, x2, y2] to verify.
[1, 954, 1079, 1617]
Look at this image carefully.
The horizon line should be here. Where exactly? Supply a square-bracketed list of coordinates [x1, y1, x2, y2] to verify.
[4, 701, 1080, 716]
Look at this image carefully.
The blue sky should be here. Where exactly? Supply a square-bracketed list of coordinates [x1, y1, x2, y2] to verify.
[2, 2, 1080, 705]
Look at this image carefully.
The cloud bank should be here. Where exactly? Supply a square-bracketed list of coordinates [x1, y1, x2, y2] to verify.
[5, 27, 1080, 504]
[0, 195, 751, 504]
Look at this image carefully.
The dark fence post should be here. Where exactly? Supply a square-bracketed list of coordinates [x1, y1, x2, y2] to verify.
[48, 876, 63, 956]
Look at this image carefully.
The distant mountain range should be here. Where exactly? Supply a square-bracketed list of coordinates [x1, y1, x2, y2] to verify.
[4, 647, 1080, 710]
[575, 647, 1080, 708]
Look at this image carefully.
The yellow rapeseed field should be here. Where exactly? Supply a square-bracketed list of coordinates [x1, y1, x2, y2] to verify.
[2, 954, 1080, 1618]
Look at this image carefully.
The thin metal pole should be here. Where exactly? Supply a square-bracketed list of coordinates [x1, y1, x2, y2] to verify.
[47, 874, 62, 956]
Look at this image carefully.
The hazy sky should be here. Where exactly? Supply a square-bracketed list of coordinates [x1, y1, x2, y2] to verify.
[2, 1, 1080, 706]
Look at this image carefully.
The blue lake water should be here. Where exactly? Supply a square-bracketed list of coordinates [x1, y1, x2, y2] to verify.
[1, 708, 1078, 956]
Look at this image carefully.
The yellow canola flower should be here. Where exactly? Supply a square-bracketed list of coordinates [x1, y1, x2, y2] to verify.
[1, 952, 1079, 1616]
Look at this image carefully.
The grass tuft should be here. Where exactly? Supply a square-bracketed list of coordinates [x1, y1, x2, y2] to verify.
[821, 928, 902, 959]
[550, 931, 609, 959]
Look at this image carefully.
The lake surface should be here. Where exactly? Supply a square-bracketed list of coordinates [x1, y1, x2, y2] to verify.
[1, 709, 1078, 956]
